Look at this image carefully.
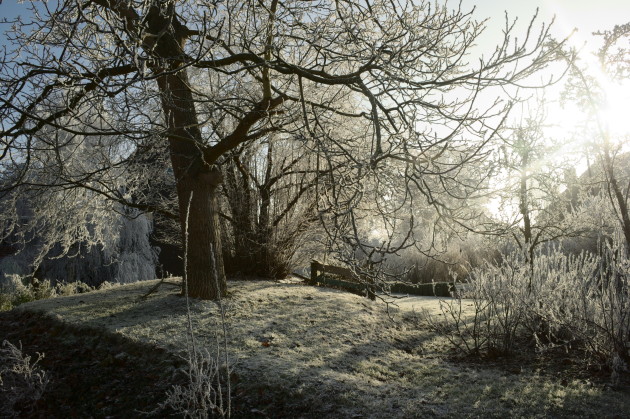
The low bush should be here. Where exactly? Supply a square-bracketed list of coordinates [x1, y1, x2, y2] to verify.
[0, 340, 49, 417]
[0, 275, 102, 311]
[428, 241, 630, 381]
[390, 281, 454, 297]
[160, 344, 231, 419]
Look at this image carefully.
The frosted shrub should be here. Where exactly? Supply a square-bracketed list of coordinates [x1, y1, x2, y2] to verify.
[561, 247, 630, 369]
[0, 340, 49, 417]
[524, 246, 630, 371]
[55, 280, 94, 296]
[433, 244, 630, 376]
[0, 274, 25, 293]
[0, 274, 97, 311]
[161, 344, 230, 419]
[521, 251, 601, 347]
[431, 253, 534, 355]
[0, 275, 56, 310]
[0, 275, 31, 310]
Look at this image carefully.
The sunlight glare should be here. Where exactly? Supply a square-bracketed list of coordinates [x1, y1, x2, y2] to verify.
[597, 78, 630, 138]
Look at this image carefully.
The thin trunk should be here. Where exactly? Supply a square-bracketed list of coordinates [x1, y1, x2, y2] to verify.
[603, 148, 630, 253]
[519, 156, 533, 265]
[255, 143, 273, 273]
[223, 156, 256, 276]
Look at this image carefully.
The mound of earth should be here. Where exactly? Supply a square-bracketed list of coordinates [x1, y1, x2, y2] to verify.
[2, 278, 628, 418]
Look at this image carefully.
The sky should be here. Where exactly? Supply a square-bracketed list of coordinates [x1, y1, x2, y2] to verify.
[2, 1, 627, 148]
[446, 1, 630, 219]
[2, 0, 628, 57]
[478, 0, 630, 51]
[2, 0, 629, 33]
[1, 0, 628, 147]
[2, 1, 627, 117]
[0, 1, 33, 21]
[456, 0, 629, 51]
[456, 1, 630, 150]
[1, 0, 627, 221]
[3, 0, 626, 73]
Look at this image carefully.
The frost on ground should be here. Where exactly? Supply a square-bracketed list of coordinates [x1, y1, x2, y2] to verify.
[18, 279, 630, 418]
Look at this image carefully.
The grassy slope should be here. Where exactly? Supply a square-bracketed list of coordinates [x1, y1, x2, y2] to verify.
[18, 278, 630, 418]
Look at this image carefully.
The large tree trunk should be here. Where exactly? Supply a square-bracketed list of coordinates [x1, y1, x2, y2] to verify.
[142, 1, 284, 295]
[176, 168, 227, 299]
[143, 2, 227, 299]
[155, 67, 227, 299]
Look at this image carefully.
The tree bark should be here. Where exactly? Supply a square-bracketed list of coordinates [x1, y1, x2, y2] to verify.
[602, 147, 630, 255]
[157, 69, 228, 299]
[517, 143, 534, 266]
[178, 168, 227, 298]
[139, 2, 228, 299]
[153, 65, 227, 299]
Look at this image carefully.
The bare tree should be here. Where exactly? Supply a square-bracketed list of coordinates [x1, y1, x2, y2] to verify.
[562, 22, 630, 252]
[490, 100, 586, 264]
[0, 106, 159, 285]
[220, 134, 327, 278]
[1, 0, 567, 299]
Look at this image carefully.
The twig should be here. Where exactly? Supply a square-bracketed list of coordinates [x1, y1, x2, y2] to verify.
[136, 277, 182, 302]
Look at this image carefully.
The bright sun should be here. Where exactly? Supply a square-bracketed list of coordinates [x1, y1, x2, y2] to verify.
[546, 72, 630, 159]
[486, 63, 630, 221]
[597, 79, 630, 137]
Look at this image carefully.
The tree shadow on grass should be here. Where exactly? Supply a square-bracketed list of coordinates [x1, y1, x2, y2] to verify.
[16, 279, 630, 418]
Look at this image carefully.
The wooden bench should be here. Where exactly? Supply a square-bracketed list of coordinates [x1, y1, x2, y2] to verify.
[309, 260, 458, 299]
[309, 260, 376, 300]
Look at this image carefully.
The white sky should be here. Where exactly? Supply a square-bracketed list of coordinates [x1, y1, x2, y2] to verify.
[2, 0, 626, 221]
[448, 1, 630, 218]
[2, 1, 627, 148]
[459, 0, 630, 50]
[455, 0, 630, 145]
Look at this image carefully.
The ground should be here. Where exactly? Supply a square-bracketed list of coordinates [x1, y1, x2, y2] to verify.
[0, 310, 186, 418]
[1, 278, 629, 418]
